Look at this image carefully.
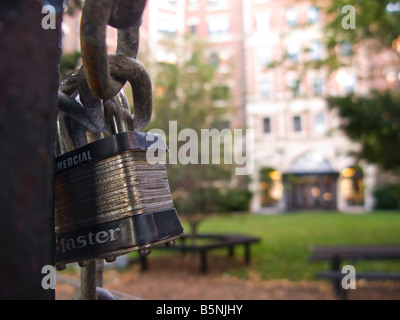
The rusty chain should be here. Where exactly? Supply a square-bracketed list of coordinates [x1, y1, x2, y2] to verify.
[56, 0, 151, 300]
[80, 0, 147, 99]
[57, 0, 151, 155]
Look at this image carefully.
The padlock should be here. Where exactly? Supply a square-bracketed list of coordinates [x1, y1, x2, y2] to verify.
[54, 89, 184, 269]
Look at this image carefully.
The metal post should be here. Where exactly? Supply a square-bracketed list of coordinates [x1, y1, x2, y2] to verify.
[80, 261, 98, 300]
[0, 0, 63, 300]
[96, 260, 104, 288]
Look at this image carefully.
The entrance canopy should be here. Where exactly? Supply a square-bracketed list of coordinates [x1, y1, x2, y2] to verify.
[288, 151, 336, 175]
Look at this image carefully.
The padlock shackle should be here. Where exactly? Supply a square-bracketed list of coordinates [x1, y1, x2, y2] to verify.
[104, 97, 133, 134]
[57, 91, 104, 134]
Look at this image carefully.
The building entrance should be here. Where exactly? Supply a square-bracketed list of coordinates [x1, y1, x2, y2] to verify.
[284, 151, 339, 211]
[284, 174, 339, 210]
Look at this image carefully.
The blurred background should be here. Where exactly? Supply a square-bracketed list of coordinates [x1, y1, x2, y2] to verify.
[56, 0, 400, 299]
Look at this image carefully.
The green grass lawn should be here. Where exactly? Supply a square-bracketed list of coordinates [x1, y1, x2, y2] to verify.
[180, 211, 400, 281]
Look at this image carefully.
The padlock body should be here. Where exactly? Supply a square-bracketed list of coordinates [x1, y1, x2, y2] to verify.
[54, 131, 183, 265]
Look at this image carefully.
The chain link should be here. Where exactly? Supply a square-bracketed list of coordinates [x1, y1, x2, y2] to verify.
[57, 0, 151, 153]
[80, 0, 146, 99]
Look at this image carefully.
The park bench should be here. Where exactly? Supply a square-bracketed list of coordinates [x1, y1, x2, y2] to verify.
[309, 245, 400, 299]
[140, 233, 260, 274]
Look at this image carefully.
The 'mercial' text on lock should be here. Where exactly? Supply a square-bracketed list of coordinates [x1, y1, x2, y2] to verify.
[55, 150, 93, 173]
[56, 228, 121, 254]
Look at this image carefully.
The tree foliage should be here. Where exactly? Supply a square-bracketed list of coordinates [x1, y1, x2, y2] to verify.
[320, 0, 400, 71]
[59, 50, 81, 79]
[328, 91, 400, 170]
[323, 0, 400, 48]
[63, 0, 83, 15]
[146, 39, 250, 218]
[321, 0, 400, 171]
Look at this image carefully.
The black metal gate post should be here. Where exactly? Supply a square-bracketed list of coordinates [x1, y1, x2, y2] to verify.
[0, 0, 63, 300]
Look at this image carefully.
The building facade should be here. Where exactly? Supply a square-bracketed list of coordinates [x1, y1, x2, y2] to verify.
[243, 0, 399, 213]
[62, 0, 400, 213]
[140, 0, 246, 128]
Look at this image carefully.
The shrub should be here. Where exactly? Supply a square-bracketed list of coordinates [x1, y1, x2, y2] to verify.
[216, 189, 253, 213]
[373, 183, 400, 210]
[174, 187, 253, 215]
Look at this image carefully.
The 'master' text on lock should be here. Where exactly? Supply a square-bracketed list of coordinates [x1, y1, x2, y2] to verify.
[56, 228, 121, 253]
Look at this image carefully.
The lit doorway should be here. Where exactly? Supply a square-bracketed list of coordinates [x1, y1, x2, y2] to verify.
[284, 173, 339, 210]
[283, 151, 339, 211]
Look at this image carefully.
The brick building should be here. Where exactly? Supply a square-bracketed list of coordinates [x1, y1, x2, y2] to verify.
[61, 0, 400, 213]
[243, 0, 399, 213]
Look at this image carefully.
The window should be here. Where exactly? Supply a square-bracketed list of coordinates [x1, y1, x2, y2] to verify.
[313, 77, 323, 96]
[286, 8, 298, 27]
[263, 117, 271, 134]
[208, 17, 230, 36]
[314, 113, 327, 134]
[259, 167, 283, 208]
[155, 49, 178, 64]
[336, 70, 357, 94]
[309, 40, 323, 61]
[189, 24, 197, 34]
[293, 116, 302, 132]
[287, 43, 299, 62]
[257, 45, 271, 65]
[345, 75, 356, 94]
[289, 79, 300, 98]
[256, 12, 270, 32]
[307, 6, 320, 23]
[157, 13, 178, 35]
[341, 166, 365, 206]
[260, 80, 271, 99]
[208, 0, 229, 9]
[160, 0, 177, 8]
[208, 50, 230, 72]
[209, 53, 220, 68]
[341, 41, 352, 56]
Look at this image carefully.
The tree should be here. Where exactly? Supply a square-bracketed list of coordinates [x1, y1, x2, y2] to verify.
[320, 0, 400, 171]
[145, 38, 251, 238]
[328, 91, 400, 170]
[321, 0, 400, 72]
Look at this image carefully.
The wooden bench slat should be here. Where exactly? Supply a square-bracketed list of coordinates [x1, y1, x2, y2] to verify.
[310, 244, 400, 299]
[316, 271, 400, 281]
[140, 233, 260, 274]
[310, 245, 400, 261]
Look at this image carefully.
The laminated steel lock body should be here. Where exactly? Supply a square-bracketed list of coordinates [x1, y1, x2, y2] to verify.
[54, 130, 183, 266]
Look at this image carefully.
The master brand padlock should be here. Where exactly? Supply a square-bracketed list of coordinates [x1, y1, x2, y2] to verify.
[54, 90, 184, 269]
